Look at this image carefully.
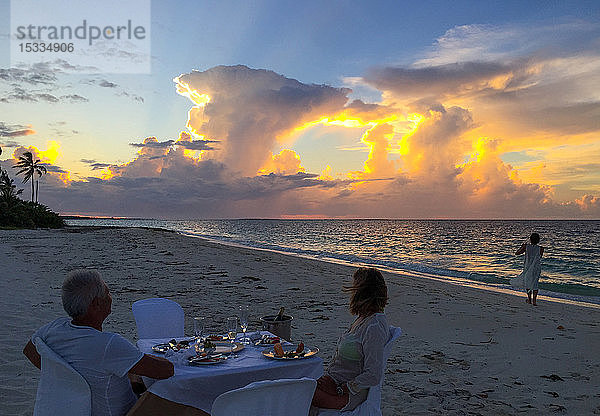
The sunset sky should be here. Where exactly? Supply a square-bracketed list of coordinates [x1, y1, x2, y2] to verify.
[1, 0, 599, 218]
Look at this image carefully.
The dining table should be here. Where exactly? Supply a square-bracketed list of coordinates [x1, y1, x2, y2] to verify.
[137, 331, 324, 413]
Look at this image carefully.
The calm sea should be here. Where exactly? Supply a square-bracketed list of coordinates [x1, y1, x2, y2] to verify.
[66, 219, 600, 304]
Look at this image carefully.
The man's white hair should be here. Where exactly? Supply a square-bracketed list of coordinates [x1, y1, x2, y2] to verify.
[61, 270, 107, 318]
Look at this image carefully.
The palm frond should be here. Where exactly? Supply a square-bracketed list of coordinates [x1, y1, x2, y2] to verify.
[15, 167, 32, 176]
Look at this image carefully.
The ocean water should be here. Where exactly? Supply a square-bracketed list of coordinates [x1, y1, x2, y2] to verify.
[65, 219, 600, 303]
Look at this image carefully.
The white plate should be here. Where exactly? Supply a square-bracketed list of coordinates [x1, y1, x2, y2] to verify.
[151, 339, 192, 353]
[262, 345, 319, 360]
[196, 342, 244, 354]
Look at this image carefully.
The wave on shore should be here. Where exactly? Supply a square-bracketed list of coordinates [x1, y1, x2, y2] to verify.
[64, 218, 600, 306]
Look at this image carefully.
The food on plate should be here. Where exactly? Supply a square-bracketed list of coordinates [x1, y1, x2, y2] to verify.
[273, 342, 284, 358]
[259, 335, 280, 344]
[166, 339, 190, 352]
[282, 349, 307, 359]
[203, 339, 216, 349]
[201, 357, 224, 363]
[278, 342, 307, 359]
[207, 335, 224, 341]
[188, 354, 227, 365]
[263, 345, 317, 360]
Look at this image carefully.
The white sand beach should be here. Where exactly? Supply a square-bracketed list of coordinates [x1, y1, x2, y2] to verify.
[1, 227, 599, 415]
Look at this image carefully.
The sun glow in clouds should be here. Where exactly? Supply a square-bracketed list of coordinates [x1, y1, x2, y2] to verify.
[290, 112, 398, 136]
[37, 140, 61, 164]
[174, 78, 212, 138]
[12, 141, 72, 185]
[174, 79, 211, 107]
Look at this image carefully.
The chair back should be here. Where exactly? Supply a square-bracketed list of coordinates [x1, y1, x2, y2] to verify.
[33, 337, 91, 416]
[318, 326, 402, 416]
[211, 378, 317, 416]
[362, 326, 402, 413]
[132, 297, 185, 339]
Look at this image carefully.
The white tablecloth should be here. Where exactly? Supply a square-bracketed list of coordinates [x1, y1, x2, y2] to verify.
[137, 332, 323, 413]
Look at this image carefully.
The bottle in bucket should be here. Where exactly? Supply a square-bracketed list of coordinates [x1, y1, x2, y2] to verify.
[261, 307, 293, 341]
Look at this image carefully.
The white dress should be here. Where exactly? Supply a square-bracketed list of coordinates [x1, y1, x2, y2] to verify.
[520, 243, 542, 291]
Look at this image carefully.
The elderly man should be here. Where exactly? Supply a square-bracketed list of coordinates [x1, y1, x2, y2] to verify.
[23, 270, 176, 416]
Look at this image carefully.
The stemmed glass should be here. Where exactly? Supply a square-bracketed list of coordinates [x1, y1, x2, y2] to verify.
[193, 317, 205, 353]
[226, 317, 238, 355]
[238, 305, 250, 344]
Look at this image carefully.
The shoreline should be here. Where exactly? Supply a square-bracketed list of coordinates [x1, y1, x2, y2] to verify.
[171, 227, 600, 309]
[65, 220, 600, 304]
[2, 226, 599, 415]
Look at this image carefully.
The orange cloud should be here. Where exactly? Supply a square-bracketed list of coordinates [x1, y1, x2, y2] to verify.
[174, 65, 352, 176]
[361, 123, 396, 177]
[258, 149, 305, 175]
[317, 165, 334, 181]
[11, 143, 71, 186]
[576, 194, 600, 212]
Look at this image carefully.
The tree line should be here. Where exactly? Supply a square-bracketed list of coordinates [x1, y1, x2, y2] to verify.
[0, 146, 64, 228]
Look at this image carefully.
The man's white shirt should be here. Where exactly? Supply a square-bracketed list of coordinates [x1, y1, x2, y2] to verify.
[33, 317, 144, 416]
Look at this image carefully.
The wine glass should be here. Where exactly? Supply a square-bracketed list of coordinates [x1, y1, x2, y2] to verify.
[226, 316, 238, 354]
[193, 317, 205, 353]
[238, 305, 250, 344]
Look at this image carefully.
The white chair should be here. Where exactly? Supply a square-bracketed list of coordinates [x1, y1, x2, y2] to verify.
[318, 326, 402, 416]
[132, 297, 185, 339]
[211, 378, 317, 416]
[32, 337, 91, 416]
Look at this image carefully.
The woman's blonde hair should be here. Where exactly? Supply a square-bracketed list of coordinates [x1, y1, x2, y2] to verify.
[344, 268, 388, 316]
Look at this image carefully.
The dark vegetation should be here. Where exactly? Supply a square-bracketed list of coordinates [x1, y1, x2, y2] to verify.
[0, 147, 64, 229]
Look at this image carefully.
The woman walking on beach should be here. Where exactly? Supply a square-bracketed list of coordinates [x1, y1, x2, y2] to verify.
[515, 232, 544, 305]
[310, 267, 389, 413]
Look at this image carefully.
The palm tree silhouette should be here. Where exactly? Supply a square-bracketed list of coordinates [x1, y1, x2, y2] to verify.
[0, 167, 24, 204]
[13, 151, 47, 203]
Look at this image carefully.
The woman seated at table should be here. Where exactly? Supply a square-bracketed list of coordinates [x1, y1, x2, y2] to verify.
[311, 267, 389, 412]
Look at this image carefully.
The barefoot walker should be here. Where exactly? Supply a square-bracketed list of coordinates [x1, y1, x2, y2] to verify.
[515, 233, 544, 305]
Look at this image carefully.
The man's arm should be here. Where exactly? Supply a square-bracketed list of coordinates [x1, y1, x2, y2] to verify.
[23, 340, 41, 369]
[129, 354, 174, 379]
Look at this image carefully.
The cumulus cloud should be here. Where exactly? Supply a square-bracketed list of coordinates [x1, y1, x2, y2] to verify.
[359, 123, 396, 178]
[363, 22, 600, 143]
[6, 59, 597, 219]
[355, 21, 600, 217]
[575, 195, 600, 214]
[258, 149, 305, 175]
[402, 106, 474, 180]
[32, 143, 353, 218]
[174, 65, 353, 176]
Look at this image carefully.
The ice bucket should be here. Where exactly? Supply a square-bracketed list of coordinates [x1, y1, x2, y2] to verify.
[260, 315, 293, 341]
